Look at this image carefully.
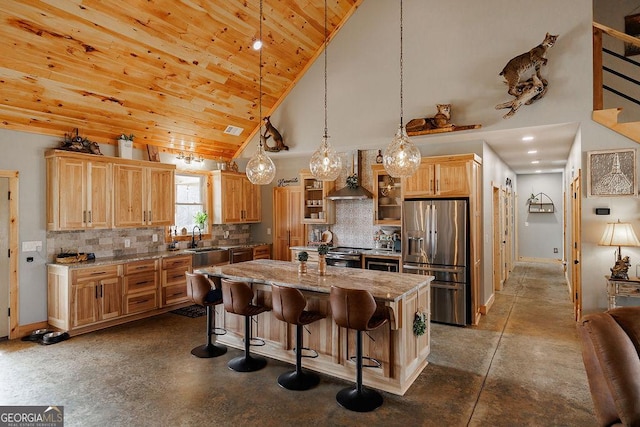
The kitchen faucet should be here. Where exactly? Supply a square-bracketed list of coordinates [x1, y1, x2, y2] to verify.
[191, 225, 202, 248]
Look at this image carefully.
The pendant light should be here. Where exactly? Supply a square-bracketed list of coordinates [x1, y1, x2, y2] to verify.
[309, 0, 342, 181]
[383, 0, 420, 178]
[246, 0, 276, 185]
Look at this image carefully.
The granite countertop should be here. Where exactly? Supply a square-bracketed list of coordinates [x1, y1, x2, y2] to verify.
[47, 249, 194, 268]
[198, 259, 431, 302]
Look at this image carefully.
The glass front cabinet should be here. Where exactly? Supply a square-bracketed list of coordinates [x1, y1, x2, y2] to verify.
[300, 170, 335, 224]
[372, 165, 402, 226]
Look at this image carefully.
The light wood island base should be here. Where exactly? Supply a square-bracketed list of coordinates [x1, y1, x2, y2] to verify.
[199, 259, 432, 396]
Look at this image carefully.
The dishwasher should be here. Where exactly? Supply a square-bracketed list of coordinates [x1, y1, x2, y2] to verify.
[230, 247, 254, 263]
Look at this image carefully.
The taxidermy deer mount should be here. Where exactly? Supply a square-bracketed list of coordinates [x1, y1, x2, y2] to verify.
[496, 32, 558, 118]
[261, 116, 289, 152]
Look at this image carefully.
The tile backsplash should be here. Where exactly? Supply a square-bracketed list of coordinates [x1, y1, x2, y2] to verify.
[47, 224, 252, 261]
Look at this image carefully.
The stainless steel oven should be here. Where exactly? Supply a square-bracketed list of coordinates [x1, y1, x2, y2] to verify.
[326, 247, 362, 268]
[365, 257, 399, 272]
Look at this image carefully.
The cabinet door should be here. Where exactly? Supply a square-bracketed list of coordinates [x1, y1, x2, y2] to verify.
[373, 166, 402, 225]
[58, 158, 87, 229]
[242, 177, 261, 222]
[222, 174, 243, 223]
[100, 276, 122, 320]
[148, 168, 174, 226]
[72, 280, 100, 327]
[114, 165, 145, 227]
[273, 186, 303, 261]
[437, 161, 471, 196]
[87, 161, 111, 228]
[404, 162, 436, 197]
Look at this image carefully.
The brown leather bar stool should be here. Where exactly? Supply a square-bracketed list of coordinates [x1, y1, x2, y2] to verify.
[221, 278, 271, 372]
[185, 272, 227, 358]
[329, 285, 389, 412]
[271, 284, 326, 390]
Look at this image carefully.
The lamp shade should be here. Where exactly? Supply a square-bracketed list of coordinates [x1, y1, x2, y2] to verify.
[599, 221, 640, 247]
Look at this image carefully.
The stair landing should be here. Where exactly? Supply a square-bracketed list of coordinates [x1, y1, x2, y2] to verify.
[592, 108, 640, 144]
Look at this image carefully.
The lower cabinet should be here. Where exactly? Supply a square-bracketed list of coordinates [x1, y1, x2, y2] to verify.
[47, 254, 193, 335]
[161, 255, 192, 306]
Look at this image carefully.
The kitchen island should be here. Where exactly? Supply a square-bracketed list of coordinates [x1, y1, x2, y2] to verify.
[199, 259, 432, 395]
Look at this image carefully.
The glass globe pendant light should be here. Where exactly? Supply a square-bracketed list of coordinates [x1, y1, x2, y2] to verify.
[309, 0, 342, 181]
[246, 0, 275, 185]
[383, 0, 420, 178]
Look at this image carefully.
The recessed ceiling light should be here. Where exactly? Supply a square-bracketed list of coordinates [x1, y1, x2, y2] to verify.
[535, 170, 542, 173]
[522, 136, 534, 141]
[527, 150, 537, 154]
[531, 160, 540, 164]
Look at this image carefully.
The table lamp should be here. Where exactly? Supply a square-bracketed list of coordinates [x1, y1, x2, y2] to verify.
[599, 219, 640, 279]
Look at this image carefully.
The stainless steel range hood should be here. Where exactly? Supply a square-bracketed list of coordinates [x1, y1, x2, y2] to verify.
[326, 150, 373, 200]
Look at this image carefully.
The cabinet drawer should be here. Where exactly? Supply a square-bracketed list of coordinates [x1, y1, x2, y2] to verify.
[162, 255, 192, 270]
[124, 271, 158, 294]
[74, 265, 119, 280]
[125, 290, 158, 314]
[163, 283, 190, 306]
[124, 259, 158, 275]
[164, 266, 190, 287]
[616, 283, 640, 297]
[253, 245, 271, 260]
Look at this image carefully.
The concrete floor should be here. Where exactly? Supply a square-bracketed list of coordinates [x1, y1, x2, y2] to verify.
[0, 262, 595, 426]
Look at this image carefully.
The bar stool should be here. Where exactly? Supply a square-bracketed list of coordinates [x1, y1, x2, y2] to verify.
[185, 272, 227, 358]
[271, 284, 326, 390]
[221, 279, 271, 372]
[329, 286, 389, 412]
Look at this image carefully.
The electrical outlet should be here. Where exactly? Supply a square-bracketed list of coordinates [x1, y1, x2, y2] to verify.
[267, 228, 271, 235]
[224, 230, 230, 239]
[553, 248, 558, 253]
[152, 234, 158, 242]
[124, 238, 131, 248]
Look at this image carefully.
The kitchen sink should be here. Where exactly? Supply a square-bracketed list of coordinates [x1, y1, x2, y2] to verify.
[185, 247, 230, 267]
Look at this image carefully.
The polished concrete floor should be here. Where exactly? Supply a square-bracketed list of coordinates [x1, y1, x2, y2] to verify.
[0, 262, 595, 426]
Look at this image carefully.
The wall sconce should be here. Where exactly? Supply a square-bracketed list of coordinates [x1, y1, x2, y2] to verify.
[176, 152, 203, 165]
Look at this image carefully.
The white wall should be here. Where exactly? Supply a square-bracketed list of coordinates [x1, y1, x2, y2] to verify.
[517, 173, 564, 259]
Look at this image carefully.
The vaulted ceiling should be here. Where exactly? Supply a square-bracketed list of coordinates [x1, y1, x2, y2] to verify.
[0, 0, 362, 161]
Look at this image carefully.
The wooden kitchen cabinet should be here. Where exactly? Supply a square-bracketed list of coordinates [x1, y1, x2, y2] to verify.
[123, 259, 159, 314]
[273, 186, 305, 261]
[300, 170, 335, 224]
[46, 152, 112, 230]
[253, 244, 271, 260]
[71, 265, 121, 328]
[372, 165, 402, 226]
[113, 164, 174, 227]
[211, 170, 261, 224]
[403, 154, 480, 198]
[161, 255, 192, 306]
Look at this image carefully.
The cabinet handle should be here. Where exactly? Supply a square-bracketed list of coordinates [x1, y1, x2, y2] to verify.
[83, 210, 87, 223]
[100, 284, 103, 298]
[148, 211, 152, 222]
[436, 179, 440, 192]
[144, 211, 147, 221]
[88, 211, 92, 224]
[429, 179, 434, 192]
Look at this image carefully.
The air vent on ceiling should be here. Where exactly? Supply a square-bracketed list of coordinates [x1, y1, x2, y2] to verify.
[223, 125, 244, 136]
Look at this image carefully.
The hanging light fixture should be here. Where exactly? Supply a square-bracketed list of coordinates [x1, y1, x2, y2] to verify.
[309, 0, 342, 181]
[246, 0, 276, 185]
[383, 0, 420, 178]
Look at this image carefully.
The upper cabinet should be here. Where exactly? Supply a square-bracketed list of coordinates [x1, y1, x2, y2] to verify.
[211, 171, 261, 224]
[46, 149, 175, 231]
[403, 154, 480, 198]
[300, 170, 335, 224]
[372, 165, 402, 226]
[113, 164, 174, 227]
[47, 154, 112, 230]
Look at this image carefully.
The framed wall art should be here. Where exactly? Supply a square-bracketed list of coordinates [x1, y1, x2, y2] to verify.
[625, 13, 640, 57]
[587, 148, 636, 197]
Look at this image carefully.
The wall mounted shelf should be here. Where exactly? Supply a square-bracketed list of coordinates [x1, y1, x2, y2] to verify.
[528, 192, 555, 213]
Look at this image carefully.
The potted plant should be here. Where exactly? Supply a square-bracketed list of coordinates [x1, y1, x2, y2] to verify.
[117, 133, 134, 159]
[317, 244, 329, 276]
[194, 211, 208, 229]
[297, 251, 309, 274]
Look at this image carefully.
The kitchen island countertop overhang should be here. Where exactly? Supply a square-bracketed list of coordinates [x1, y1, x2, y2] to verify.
[198, 259, 433, 395]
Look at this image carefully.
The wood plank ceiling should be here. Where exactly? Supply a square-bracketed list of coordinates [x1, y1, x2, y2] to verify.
[0, 0, 362, 161]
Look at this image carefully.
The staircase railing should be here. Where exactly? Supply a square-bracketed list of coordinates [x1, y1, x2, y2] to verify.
[593, 22, 640, 111]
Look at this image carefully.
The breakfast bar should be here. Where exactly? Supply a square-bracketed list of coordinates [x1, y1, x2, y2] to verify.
[199, 259, 432, 395]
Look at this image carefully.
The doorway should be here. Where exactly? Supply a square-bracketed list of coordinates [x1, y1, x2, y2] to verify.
[571, 171, 582, 320]
[492, 185, 505, 291]
[0, 171, 18, 339]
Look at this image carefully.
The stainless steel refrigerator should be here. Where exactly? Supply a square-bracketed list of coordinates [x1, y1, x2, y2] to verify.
[402, 199, 469, 326]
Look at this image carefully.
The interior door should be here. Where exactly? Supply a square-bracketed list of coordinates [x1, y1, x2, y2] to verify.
[0, 177, 8, 338]
[492, 186, 502, 291]
[571, 171, 582, 320]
